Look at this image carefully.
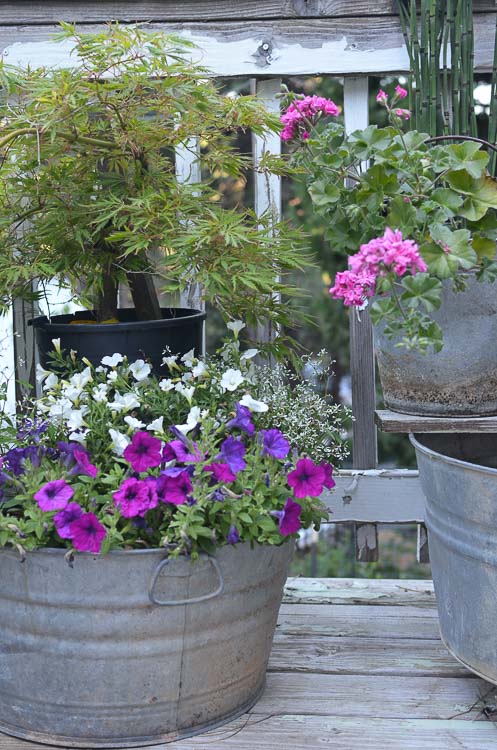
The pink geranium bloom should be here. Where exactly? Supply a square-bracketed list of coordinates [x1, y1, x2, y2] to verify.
[280, 95, 340, 142]
[72, 449, 98, 478]
[395, 108, 411, 120]
[287, 458, 326, 498]
[395, 84, 408, 100]
[70, 512, 106, 553]
[271, 498, 302, 536]
[329, 269, 376, 307]
[123, 431, 162, 473]
[376, 89, 388, 104]
[113, 477, 158, 518]
[54, 502, 83, 539]
[204, 462, 236, 484]
[34, 479, 74, 511]
[156, 470, 192, 505]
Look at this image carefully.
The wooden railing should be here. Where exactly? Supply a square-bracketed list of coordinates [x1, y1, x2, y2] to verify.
[2, 0, 497, 562]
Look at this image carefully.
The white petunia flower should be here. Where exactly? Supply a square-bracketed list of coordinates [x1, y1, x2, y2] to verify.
[227, 320, 245, 336]
[240, 348, 259, 362]
[124, 416, 146, 431]
[92, 383, 109, 403]
[181, 348, 196, 366]
[192, 361, 207, 379]
[36, 364, 51, 383]
[182, 372, 194, 383]
[68, 430, 89, 445]
[109, 392, 141, 413]
[159, 378, 175, 392]
[101, 353, 124, 368]
[109, 428, 130, 456]
[175, 382, 195, 403]
[70, 367, 92, 390]
[239, 394, 269, 413]
[220, 368, 244, 392]
[162, 354, 177, 368]
[48, 398, 74, 421]
[147, 416, 164, 433]
[95, 366, 106, 374]
[129, 359, 151, 382]
[107, 371, 118, 383]
[51, 338, 61, 353]
[175, 406, 201, 435]
[66, 407, 88, 432]
[43, 372, 59, 391]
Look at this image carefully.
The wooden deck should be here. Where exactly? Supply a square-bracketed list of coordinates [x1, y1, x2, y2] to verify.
[2, 578, 497, 750]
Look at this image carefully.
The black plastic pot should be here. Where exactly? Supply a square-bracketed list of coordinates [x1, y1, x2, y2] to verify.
[30, 308, 206, 375]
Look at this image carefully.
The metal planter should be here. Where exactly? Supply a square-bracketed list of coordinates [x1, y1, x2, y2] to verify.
[411, 433, 497, 683]
[375, 275, 497, 416]
[0, 541, 293, 748]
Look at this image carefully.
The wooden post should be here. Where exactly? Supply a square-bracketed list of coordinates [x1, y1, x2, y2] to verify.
[0, 307, 17, 416]
[344, 77, 379, 562]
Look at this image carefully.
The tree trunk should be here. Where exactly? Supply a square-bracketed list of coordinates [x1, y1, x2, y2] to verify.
[126, 271, 162, 321]
[95, 268, 119, 322]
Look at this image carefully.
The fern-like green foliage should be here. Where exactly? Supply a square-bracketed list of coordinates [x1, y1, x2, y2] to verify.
[0, 23, 309, 347]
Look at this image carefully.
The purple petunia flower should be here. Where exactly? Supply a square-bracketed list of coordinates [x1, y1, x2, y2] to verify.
[260, 429, 291, 460]
[4, 445, 44, 476]
[34, 479, 74, 511]
[162, 440, 204, 464]
[204, 462, 236, 484]
[156, 470, 192, 506]
[113, 477, 158, 518]
[287, 458, 326, 498]
[227, 403, 255, 436]
[123, 431, 162, 473]
[217, 436, 246, 474]
[321, 461, 335, 489]
[72, 449, 98, 478]
[70, 512, 107, 553]
[211, 488, 225, 502]
[54, 502, 84, 539]
[227, 525, 240, 544]
[271, 498, 302, 536]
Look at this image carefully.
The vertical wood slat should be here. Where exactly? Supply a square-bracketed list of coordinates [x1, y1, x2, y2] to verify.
[252, 78, 282, 345]
[417, 522, 430, 563]
[0, 309, 16, 416]
[343, 77, 379, 563]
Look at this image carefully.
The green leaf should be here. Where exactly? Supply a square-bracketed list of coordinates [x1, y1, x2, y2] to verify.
[385, 196, 416, 233]
[445, 171, 497, 221]
[400, 274, 443, 311]
[446, 141, 489, 178]
[425, 225, 477, 275]
[430, 188, 463, 213]
[308, 179, 340, 206]
[472, 236, 496, 261]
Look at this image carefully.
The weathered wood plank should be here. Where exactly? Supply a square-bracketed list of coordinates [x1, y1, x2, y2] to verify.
[376, 409, 497, 433]
[0, 309, 16, 415]
[278, 603, 440, 640]
[417, 522, 430, 563]
[283, 577, 435, 606]
[3, 15, 496, 75]
[270, 634, 466, 677]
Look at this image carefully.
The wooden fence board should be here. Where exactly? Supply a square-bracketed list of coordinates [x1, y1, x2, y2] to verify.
[376, 409, 497, 433]
[283, 577, 435, 606]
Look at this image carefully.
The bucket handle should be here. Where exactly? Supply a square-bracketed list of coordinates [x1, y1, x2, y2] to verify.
[148, 554, 224, 606]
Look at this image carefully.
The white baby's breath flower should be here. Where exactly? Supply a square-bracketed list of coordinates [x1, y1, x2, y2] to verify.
[101, 353, 124, 368]
[129, 359, 151, 382]
[240, 348, 259, 362]
[68, 430, 89, 445]
[147, 416, 164, 433]
[124, 416, 146, 431]
[109, 428, 130, 456]
[109, 392, 141, 413]
[175, 406, 201, 435]
[159, 378, 175, 392]
[192, 361, 207, 379]
[227, 320, 245, 336]
[220, 368, 244, 392]
[239, 393, 269, 413]
[92, 383, 109, 403]
[181, 348, 196, 366]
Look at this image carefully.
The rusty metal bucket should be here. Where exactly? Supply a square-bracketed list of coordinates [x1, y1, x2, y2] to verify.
[0, 541, 293, 748]
[375, 275, 497, 416]
[411, 433, 497, 684]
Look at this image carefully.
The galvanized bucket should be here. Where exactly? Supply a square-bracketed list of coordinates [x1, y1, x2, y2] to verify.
[375, 275, 497, 416]
[0, 541, 293, 748]
[411, 432, 497, 683]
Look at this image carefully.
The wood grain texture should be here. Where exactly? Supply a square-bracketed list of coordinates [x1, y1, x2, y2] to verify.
[375, 409, 497, 433]
[3, 15, 496, 75]
[283, 577, 436, 606]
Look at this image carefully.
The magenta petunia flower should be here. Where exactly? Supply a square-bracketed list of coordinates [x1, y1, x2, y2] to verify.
[113, 477, 158, 518]
[260, 429, 291, 460]
[123, 431, 162, 473]
[54, 502, 83, 539]
[227, 403, 255, 436]
[156, 470, 192, 505]
[287, 458, 326, 498]
[217, 436, 246, 474]
[227, 524, 240, 544]
[321, 461, 336, 489]
[72, 449, 98, 478]
[70, 512, 106, 553]
[204, 462, 236, 484]
[271, 498, 302, 536]
[34, 479, 74, 511]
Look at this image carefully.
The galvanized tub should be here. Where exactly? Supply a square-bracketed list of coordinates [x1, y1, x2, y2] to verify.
[0, 541, 293, 748]
[411, 432, 497, 683]
[375, 275, 497, 416]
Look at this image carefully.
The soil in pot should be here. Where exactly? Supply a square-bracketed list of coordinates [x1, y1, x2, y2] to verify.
[30, 307, 206, 375]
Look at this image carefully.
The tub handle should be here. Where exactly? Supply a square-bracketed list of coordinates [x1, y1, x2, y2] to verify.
[148, 555, 224, 606]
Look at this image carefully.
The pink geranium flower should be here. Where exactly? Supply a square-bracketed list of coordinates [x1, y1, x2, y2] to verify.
[395, 108, 411, 120]
[395, 84, 408, 100]
[271, 498, 302, 536]
[280, 95, 340, 142]
[287, 458, 326, 498]
[113, 477, 158, 518]
[34, 479, 74, 511]
[123, 431, 162, 473]
[376, 89, 388, 104]
[70, 512, 107, 553]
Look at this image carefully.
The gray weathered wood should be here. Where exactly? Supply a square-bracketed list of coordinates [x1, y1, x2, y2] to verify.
[3, 15, 497, 75]
[417, 522, 430, 564]
[283, 577, 435, 606]
[12, 297, 36, 402]
[376, 409, 497, 433]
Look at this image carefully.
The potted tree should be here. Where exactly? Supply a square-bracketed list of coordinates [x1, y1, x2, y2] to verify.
[0, 330, 349, 746]
[0, 24, 304, 371]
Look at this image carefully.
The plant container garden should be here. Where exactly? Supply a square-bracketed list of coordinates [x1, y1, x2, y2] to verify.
[0, 541, 293, 748]
[411, 432, 497, 683]
[375, 275, 497, 416]
[30, 307, 206, 374]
